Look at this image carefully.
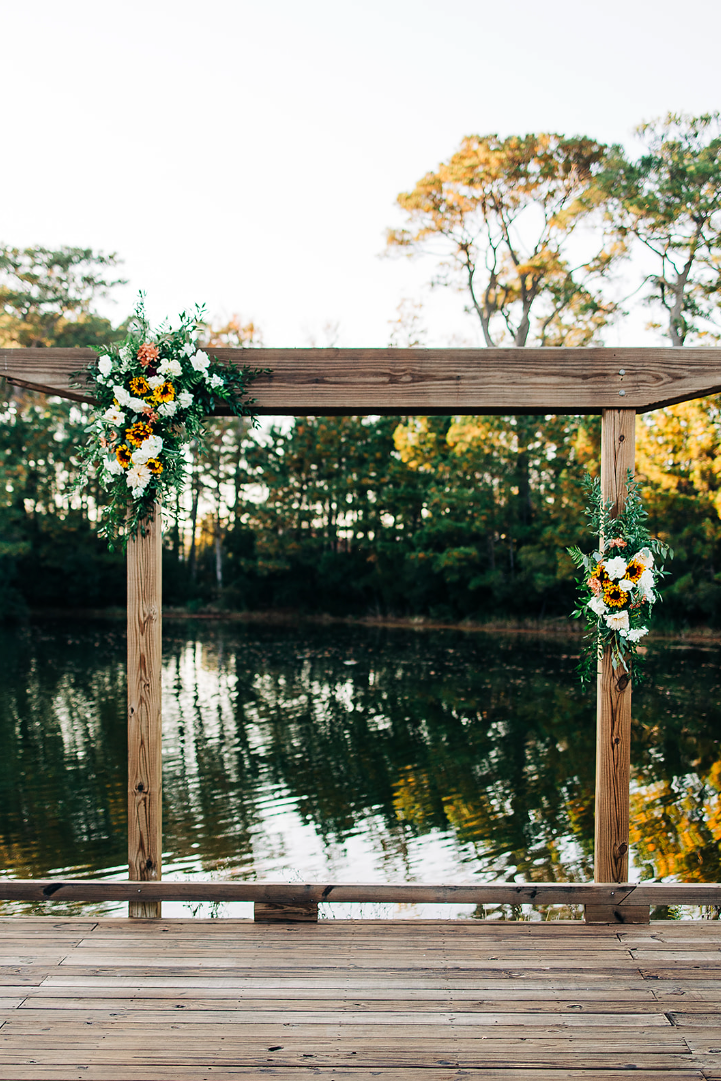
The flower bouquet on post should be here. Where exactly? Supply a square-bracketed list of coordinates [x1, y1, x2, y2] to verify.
[567, 473, 672, 686]
[75, 298, 266, 548]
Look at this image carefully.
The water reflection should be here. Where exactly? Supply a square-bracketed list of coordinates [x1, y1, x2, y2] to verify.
[0, 620, 719, 915]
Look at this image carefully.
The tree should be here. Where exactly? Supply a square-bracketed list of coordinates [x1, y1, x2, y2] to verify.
[600, 113, 721, 346]
[0, 246, 126, 348]
[386, 133, 617, 347]
[200, 313, 263, 349]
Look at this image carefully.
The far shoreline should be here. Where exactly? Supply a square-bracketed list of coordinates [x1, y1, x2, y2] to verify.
[21, 607, 721, 644]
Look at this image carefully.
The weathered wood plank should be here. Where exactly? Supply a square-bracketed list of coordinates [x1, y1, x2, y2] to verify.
[126, 504, 162, 920]
[1, 880, 719, 904]
[0, 1047, 697, 1068]
[4, 1008, 674, 1026]
[21, 994, 664, 1011]
[2, 346, 721, 414]
[591, 408, 636, 912]
[0, 1068, 707, 1081]
[254, 901, 318, 922]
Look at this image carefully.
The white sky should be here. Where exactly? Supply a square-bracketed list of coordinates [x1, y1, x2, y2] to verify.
[4, 0, 720, 347]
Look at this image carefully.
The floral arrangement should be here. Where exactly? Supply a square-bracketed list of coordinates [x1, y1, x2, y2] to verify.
[75, 299, 265, 547]
[568, 473, 672, 685]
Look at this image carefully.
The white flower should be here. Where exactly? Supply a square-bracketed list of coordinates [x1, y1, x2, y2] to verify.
[147, 375, 164, 389]
[130, 435, 162, 466]
[604, 610, 629, 632]
[113, 385, 132, 408]
[105, 457, 123, 476]
[190, 350, 210, 372]
[587, 596, 607, 617]
[618, 579, 634, 592]
[638, 568, 656, 597]
[126, 463, 151, 491]
[144, 435, 163, 457]
[119, 346, 132, 362]
[636, 547, 654, 568]
[603, 556, 628, 580]
[98, 355, 113, 377]
[622, 627, 649, 643]
[157, 400, 177, 417]
[183, 341, 196, 357]
[208, 372, 224, 389]
[129, 397, 148, 413]
[178, 390, 193, 409]
[103, 406, 125, 426]
[158, 358, 183, 378]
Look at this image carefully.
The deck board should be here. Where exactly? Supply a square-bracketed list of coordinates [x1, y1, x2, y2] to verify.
[0, 918, 718, 1079]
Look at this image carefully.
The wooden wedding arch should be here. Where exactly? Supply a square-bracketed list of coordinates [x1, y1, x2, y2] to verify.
[1, 344, 721, 924]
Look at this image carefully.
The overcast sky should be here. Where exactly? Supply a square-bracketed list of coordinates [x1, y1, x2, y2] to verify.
[4, 0, 720, 347]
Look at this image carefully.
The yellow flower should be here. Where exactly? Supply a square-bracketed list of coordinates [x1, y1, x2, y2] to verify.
[146, 457, 163, 475]
[624, 558, 645, 584]
[593, 561, 610, 586]
[129, 375, 150, 397]
[152, 381, 176, 404]
[116, 444, 132, 468]
[126, 421, 154, 447]
[603, 583, 626, 608]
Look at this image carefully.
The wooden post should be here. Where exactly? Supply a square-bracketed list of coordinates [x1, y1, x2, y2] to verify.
[127, 504, 163, 918]
[586, 409, 648, 924]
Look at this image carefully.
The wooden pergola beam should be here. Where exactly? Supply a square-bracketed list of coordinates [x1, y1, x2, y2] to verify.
[2, 346, 721, 413]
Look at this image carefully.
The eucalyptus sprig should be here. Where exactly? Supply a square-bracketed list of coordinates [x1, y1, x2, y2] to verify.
[568, 472, 672, 687]
[73, 297, 267, 549]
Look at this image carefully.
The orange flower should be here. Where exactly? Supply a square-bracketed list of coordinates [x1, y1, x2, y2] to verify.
[588, 576, 602, 596]
[608, 538, 628, 549]
[126, 421, 154, 447]
[137, 343, 159, 368]
[152, 381, 176, 404]
[129, 375, 150, 396]
[146, 458, 163, 475]
[116, 444, 132, 468]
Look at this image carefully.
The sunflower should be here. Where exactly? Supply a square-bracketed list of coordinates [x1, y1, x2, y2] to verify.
[152, 381, 176, 404]
[624, 558, 644, 583]
[593, 561, 610, 587]
[126, 421, 154, 447]
[146, 457, 163, 475]
[603, 583, 626, 608]
[116, 444, 132, 468]
[129, 375, 151, 397]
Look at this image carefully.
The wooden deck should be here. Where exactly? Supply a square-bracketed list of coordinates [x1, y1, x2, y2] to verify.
[0, 917, 719, 1080]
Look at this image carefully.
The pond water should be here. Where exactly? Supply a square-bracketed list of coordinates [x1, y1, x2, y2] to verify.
[0, 618, 719, 918]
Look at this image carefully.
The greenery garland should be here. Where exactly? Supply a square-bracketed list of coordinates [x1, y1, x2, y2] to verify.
[75, 299, 266, 548]
[568, 473, 672, 686]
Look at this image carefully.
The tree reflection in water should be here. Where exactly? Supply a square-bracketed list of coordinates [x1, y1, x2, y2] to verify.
[0, 620, 718, 912]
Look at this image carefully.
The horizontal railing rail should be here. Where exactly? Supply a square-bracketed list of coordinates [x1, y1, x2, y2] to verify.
[0, 880, 718, 906]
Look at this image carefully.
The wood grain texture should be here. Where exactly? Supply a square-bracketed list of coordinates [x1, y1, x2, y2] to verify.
[0, 918, 716, 1076]
[594, 409, 635, 890]
[126, 506, 162, 919]
[0, 881, 719, 904]
[254, 902, 319, 922]
[1, 346, 720, 413]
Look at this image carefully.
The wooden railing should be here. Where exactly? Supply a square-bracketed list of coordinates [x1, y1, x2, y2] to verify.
[2, 880, 719, 925]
